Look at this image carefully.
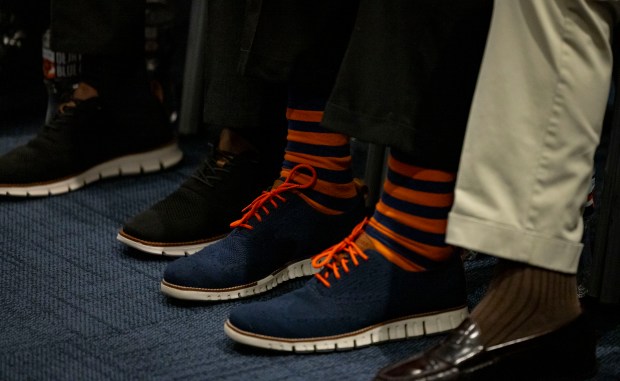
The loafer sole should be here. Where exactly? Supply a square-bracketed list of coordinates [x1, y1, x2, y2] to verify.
[375, 315, 598, 381]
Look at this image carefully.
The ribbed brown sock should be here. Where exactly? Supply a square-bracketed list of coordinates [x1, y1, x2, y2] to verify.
[471, 259, 582, 347]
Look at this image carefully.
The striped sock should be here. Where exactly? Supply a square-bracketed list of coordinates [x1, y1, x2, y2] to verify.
[365, 151, 456, 271]
[280, 94, 358, 215]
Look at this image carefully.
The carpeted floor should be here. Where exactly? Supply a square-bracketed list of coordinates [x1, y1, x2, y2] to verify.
[1, 116, 619, 380]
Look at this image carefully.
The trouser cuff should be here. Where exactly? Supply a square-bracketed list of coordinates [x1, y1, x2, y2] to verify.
[446, 212, 582, 274]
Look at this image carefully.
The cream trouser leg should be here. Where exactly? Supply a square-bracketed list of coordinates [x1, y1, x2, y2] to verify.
[446, 0, 619, 273]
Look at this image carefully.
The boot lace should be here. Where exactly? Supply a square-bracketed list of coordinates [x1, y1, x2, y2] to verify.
[312, 218, 369, 288]
[229, 163, 317, 230]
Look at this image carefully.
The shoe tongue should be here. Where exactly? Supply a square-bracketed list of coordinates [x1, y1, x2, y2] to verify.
[272, 179, 284, 188]
[353, 232, 374, 252]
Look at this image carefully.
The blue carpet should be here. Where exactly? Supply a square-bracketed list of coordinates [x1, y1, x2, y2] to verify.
[1, 117, 619, 380]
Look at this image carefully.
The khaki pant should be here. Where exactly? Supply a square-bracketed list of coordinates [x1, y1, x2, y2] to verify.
[447, 0, 620, 273]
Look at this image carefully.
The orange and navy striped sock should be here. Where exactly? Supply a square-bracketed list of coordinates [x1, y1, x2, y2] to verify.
[365, 150, 457, 271]
[280, 93, 358, 215]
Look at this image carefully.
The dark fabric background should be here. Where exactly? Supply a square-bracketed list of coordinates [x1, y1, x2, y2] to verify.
[324, 0, 493, 171]
[50, 0, 144, 55]
[238, 0, 493, 171]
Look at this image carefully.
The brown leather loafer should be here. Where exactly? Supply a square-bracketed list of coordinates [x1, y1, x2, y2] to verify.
[374, 315, 597, 380]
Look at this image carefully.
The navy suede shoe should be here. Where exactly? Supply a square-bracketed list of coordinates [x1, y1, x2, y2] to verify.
[160, 164, 366, 301]
[224, 221, 468, 352]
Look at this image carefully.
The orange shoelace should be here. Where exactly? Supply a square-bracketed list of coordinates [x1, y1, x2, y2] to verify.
[229, 163, 318, 230]
[312, 218, 369, 288]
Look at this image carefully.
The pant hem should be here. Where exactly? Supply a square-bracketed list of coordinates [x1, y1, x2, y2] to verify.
[446, 213, 582, 273]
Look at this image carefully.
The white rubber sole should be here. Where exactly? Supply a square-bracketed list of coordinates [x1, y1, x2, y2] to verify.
[116, 231, 225, 256]
[224, 306, 468, 353]
[160, 258, 319, 301]
[0, 142, 183, 197]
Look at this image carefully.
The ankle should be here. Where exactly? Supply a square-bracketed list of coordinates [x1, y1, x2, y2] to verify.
[72, 82, 99, 101]
[218, 128, 257, 155]
[354, 231, 375, 252]
[471, 260, 581, 346]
